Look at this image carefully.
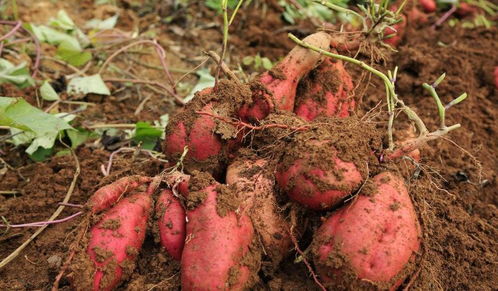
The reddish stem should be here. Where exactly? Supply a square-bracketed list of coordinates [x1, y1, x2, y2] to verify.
[0, 20, 41, 78]
[1, 211, 83, 228]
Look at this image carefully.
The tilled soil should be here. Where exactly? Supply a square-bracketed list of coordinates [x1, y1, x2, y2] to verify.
[0, 1, 496, 290]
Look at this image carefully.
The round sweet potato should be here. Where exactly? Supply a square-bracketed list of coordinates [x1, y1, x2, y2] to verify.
[276, 139, 363, 210]
[312, 172, 421, 289]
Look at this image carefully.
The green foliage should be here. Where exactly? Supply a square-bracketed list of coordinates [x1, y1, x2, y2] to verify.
[184, 69, 215, 103]
[132, 122, 163, 150]
[40, 81, 60, 101]
[24, 10, 92, 67]
[66, 74, 110, 96]
[279, 0, 349, 24]
[205, 0, 240, 12]
[0, 59, 34, 88]
[0, 97, 73, 155]
[242, 54, 273, 71]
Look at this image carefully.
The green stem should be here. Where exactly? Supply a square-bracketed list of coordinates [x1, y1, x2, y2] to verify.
[423, 83, 445, 128]
[215, 0, 229, 86]
[228, 0, 244, 26]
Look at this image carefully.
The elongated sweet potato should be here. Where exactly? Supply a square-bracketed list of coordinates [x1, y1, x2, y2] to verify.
[227, 157, 291, 265]
[181, 173, 257, 290]
[156, 189, 186, 261]
[238, 32, 331, 122]
[312, 172, 421, 289]
[86, 192, 152, 291]
[294, 58, 355, 121]
[88, 176, 151, 214]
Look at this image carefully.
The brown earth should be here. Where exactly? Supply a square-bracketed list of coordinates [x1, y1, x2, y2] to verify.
[0, 0, 497, 290]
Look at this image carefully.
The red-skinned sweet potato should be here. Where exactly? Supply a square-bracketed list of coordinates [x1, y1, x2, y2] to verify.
[456, 2, 479, 17]
[419, 0, 436, 13]
[238, 32, 331, 122]
[226, 157, 292, 265]
[276, 140, 363, 210]
[312, 172, 421, 289]
[383, 15, 407, 47]
[181, 175, 257, 290]
[88, 176, 151, 214]
[494, 66, 498, 90]
[156, 189, 186, 261]
[294, 58, 355, 121]
[86, 192, 152, 291]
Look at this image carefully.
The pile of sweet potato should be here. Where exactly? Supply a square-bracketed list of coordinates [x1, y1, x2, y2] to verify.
[71, 31, 423, 290]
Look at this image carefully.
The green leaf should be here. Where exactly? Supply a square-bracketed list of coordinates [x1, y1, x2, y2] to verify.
[132, 122, 163, 150]
[67, 74, 110, 96]
[0, 59, 34, 88]
[29, 147, 54, 162]
[28, 24, 82, 50]
[56, 42, 92, 67]
[242, 56, 254, 66]
[0, 97, 73, 154]
[40, 81, 60, 101]
[67, 128, 97, 149]
[48, 10, 76, 30]
[85, 14, 119, 30]
[184, 68, 215, 103]
[261, 57, 273, 70]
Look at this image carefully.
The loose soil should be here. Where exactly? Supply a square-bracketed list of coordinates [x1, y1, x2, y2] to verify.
[0, 1, 496, 290]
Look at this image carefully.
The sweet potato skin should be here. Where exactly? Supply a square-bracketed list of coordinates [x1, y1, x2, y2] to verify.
[226, 158, 291, 265]
[295, 58, 355, 121]
[88, 176, 151, 214]
[87, 192, 152, 291]
[181, 184, 255, 291]
[238, 32, 331, 122]
[313, 172, 421, 289]
[156, 189, 186, 261]
[276, 140, 363, 210]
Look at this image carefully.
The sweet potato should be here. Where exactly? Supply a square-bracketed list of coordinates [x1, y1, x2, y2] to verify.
[294, 58, 355, 121]
[419, 0, 436, 13]
[312, 172, 421, 289]
[156, 189, 186, 261]
[88, 176, 151, 214]
[494, 66, 498, 90]
[456, 2, 479, 17]
[276, 139, 363, 210]
[227, 157, 292, 265]
[86, 192, 152, 291]
[238, 32, 331, 122]
[181, 174, 257, 290]
[383, 15, 407, 47]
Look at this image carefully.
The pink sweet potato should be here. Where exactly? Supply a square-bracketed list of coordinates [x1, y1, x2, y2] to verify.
[419, 0, 436, 13]
[156, 189, 186, 261]
[88, 176, 151, 214]
[238, 32, 331, 122]
[294, 58, 355, 121]
[312, 172, 421, 289]
[181, 178, 256, 290]
[227, 157, 292, 265]
[494, 66, 498, 90]
[87, 192, 152, 291]
[276, 140, 363, 210]
[383, 15, 407, 47]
